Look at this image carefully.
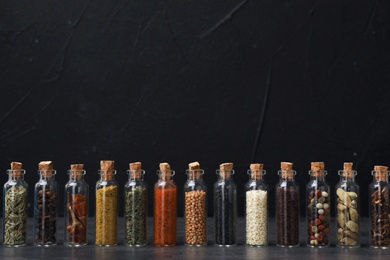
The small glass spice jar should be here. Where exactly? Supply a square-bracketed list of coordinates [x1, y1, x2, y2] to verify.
[306, 162, 330, 247]
[3, 162, 28, 247]
[154, 162, 177, 246]
[95, 160, 118, 246]
[276, 162, 299, 247]
[124, 162, 147, 246]
[336, 162, 360, 248]
[369, 165, 390, 248]
[33, 161, 58, 246]
[184, 161, 207, 246]
[214, 162, 237, 246]
[64, 164, 89, 246]
[245, 163, 268, 246]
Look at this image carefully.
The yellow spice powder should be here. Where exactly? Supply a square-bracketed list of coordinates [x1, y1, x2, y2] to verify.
[95, 185, 118, 245]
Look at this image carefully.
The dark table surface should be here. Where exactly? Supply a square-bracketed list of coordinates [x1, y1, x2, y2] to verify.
[0, 217, 388, 259]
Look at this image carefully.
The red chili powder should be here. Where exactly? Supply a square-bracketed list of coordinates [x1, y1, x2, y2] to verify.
[153, 187, 177, 246]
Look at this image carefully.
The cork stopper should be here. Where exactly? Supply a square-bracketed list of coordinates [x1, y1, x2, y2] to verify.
[129, 162, 142, 179]
[70, 164, 84, 179]
[373, 165, 388, 181]
[342, 162, 354, 178]
[159, 162, 172, 181]
[38, 161, 54, 177]
[10, 161, 23, 178]
[280, 162, 293, 179]
[219, 162, 233, 179]
[188, 161, 202, 179]
[250, 163, 264, 179]
[311, 162, 325, 177]
[100, 160, 115, 180]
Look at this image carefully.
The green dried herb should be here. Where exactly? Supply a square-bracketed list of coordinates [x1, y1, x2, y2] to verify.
[125, 187, 147, 245]
[4, 186, 27, 246]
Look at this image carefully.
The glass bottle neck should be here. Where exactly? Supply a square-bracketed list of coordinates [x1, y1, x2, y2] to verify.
[217, 169, 234, 180]
[338, 170, 356, 182]
[128, 169, 144, 181]
[187, 176, 203, 181]
[247, 169, 265, 181]
[279, 176, 295, 181]
[158, 175, 173, 181]
[128, 176, 143, 181]
[278, 170, 296, 181]
[157, 170, 174, 181]
[69, 176, 84, 181]
[8, 175, 24, 181]
[186, 169, 204, 181]
[99, 170, 116, 181]
[38, 170, 56, 180]
[372, 170, 389, 182]
[310, 175, 325, 181]
[372, 176, 388, 182]
[39, 175, 55, 180]
[249, 176, 264, 181]
[339, 175, 355, 182]
[68, 169, 85, 181]
[7, 169, 25, 181]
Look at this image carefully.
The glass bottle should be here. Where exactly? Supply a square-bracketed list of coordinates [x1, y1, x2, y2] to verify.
[306, 162, 330, 247]
[276, 162, 299, 247]
[124, 162, 147, 246]
[184, 161, 207, 246]
[369, 165, 390, 248]
[335, 162, 360, 248]
[154, 162, 177, 246]
[3, 162, 28, 247]
[245, 163, 268, 246]
[95, 160, 118, 246]
[64, 164, 89, 246]
[214, 162, 237, 246]
[33, 161, 58, 246]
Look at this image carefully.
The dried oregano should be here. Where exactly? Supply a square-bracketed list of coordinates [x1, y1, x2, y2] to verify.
[125, 186, 147, 245]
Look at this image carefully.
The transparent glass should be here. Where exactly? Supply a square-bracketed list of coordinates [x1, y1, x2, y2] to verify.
[124, 169, 147, 246]
[64, 170, 89, 246]
[3, 170, 28, 247]
[335, 170, 360, 248]
[33, 170, 58, 246]
[306, 171, 330, 247]
[214, 170, 237, 246]
[245, 170, 268, 246]
[276, 170, 299, 247]
[95, 170, 118, 246]
[184, 169, 207, 246]
[153, 170, 177, 246]
[369, 171, 390, 248]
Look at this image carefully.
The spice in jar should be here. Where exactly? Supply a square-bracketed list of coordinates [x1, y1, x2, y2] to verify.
[214, 163, 237, 246]
[336, 162, 360, 247]
[34, 161, 58, 246]
[125, 162, 147, 246]
[95, 160, 118, 246]
[184, 162, 207, 246]
[3, 162, 28, 247]
[65, 164, 88, 246]
[306, 162, 330, 247]
[66, 194, 87, 244]
[370, 165, 390, 248]
[245, 163, 268, 246]
[154, 163, 177, 246]
[276, 162, 299, 247]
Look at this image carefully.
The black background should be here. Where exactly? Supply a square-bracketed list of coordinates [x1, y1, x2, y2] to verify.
[1, 0, 389, 218]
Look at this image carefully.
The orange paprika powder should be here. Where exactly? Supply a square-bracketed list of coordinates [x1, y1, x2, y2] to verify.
[153, 163, 177, 246]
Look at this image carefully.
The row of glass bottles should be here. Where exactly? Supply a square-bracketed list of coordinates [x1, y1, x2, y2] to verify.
[3, 160, 390, 248]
